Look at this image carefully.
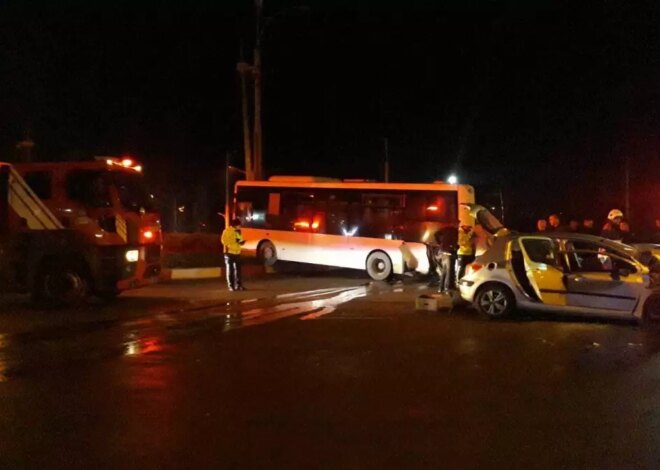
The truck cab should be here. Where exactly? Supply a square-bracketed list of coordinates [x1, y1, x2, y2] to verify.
[1, 159, 161, 304]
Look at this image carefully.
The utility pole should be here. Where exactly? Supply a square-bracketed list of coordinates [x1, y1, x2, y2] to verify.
[225, 152, 231, 229]
[624, 154, 630, 219]
[16, 130, 35, 163]
[237, 59, 254, 181]
[253, 0, 264, 180]
[383, 137, 390, 182]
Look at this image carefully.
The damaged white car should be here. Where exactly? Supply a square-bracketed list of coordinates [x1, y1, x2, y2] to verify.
[458, 206, 660, 325]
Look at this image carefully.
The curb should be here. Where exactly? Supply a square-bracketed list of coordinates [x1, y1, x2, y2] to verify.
[160, 264, 266, 281]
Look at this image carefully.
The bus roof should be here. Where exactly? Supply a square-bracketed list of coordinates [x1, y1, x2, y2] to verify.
[236, 179, 474, 193]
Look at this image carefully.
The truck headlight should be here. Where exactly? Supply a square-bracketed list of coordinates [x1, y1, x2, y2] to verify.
[125, 249, 139, 263]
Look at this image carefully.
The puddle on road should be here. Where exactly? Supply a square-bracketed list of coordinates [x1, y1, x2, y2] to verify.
[0, 283, 409, 380]
[221, 286, 369, 330]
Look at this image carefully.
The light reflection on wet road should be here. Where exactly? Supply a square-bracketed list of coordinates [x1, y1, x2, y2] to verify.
[3, 277, 660, 468]
[0, 283, 386, 379]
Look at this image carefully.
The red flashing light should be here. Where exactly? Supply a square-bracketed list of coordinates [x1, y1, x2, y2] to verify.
[426, 205, 439, 212]
[140, 227, 160, 244]
[311, 221, 320, 230]
[121, 158, 133, 167]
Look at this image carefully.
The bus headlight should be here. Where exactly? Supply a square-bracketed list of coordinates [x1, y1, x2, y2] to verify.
[125, 249, 139, 263]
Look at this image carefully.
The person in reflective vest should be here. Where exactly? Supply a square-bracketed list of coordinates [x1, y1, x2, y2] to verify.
[456, 224, 475, 284]
[221, 218, 246, 291]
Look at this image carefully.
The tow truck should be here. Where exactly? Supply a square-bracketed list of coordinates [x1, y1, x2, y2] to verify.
[0, 157, 161, 305]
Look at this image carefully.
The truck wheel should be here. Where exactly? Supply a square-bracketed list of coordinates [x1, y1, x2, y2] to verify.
[366, 251, 393, 281]
[258, 241, 277, 266]
[34, 265, 88, 307]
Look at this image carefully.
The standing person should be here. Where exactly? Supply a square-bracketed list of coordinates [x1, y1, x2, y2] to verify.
[653, 218, 660, 244]
[601, 209, 624, 241]
[619, 219, 635, 244]
[435, 225, 458, 293]
[581, 218, 596, 235]
[473, 223, 494, 256]
[536, 219, 548, 232]
[221, 218, 246, 291]
[547, 214, 562, 231]
[456, 224, 475, 284]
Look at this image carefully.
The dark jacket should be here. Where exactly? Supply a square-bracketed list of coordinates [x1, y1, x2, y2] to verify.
[601, 221, 623, 241]
[434, 226, 458, 253]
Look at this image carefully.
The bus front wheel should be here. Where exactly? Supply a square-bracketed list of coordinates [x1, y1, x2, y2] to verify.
[366, 251, 393, 281]
[258, 241, 278, 266]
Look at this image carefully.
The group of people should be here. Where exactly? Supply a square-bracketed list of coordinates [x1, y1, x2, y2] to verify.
[536, 209, 660, 244]
[427, 223, 491, 293]
[428, 208, 660, 294]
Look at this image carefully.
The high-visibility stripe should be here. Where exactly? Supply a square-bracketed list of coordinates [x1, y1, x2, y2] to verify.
[7, 168, 63, 230]
[11, 167, 63, 229]
[116, 213, 127, 242]
[8, 184, 47, 229]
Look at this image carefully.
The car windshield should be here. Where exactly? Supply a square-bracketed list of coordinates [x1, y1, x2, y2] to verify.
[110, 171, 154, 213]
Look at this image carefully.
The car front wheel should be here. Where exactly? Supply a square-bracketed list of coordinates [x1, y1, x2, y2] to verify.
[475, 284, 515, 319]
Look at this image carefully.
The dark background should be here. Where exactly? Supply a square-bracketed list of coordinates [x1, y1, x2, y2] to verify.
[0, 0, 658, 232]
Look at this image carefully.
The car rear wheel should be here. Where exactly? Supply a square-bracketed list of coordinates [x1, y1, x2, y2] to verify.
[642, 295, 660, 329]
[258, 241, 278, 266]
[366, 251, 393, 281]
[475, 283, 514, 319]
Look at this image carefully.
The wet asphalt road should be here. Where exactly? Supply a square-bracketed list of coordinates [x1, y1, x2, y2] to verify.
[1, 272, 660, 469]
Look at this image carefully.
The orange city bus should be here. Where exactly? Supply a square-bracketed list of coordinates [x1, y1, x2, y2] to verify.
[234, 176, 476, 280]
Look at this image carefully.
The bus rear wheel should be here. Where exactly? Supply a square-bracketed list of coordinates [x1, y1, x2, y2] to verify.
[366, 251, 393, 281]
[258, 241, 278, 266]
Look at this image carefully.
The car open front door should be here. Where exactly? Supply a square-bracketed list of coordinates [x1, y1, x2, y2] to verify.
[563, 246, 643, 314]
[518, 236, 567, 306]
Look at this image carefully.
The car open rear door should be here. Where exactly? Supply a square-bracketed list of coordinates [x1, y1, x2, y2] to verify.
[518, 236, 567, 306]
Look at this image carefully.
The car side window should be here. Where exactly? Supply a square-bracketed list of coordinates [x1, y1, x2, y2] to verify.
[521, 238, 558, 265]
[565, 241, 638, 274]
[570, 250, 611, 273]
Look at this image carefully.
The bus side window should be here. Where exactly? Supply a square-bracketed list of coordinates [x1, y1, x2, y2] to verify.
[236, 202, 253, 225]
[268, 193, 280, 216]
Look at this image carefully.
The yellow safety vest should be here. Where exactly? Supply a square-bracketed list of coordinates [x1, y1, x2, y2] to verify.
[457, 229, 475, 256]
[221, 226, 244, 255]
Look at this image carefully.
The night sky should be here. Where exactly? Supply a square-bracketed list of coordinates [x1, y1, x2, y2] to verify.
[0, 0, 658, 229]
